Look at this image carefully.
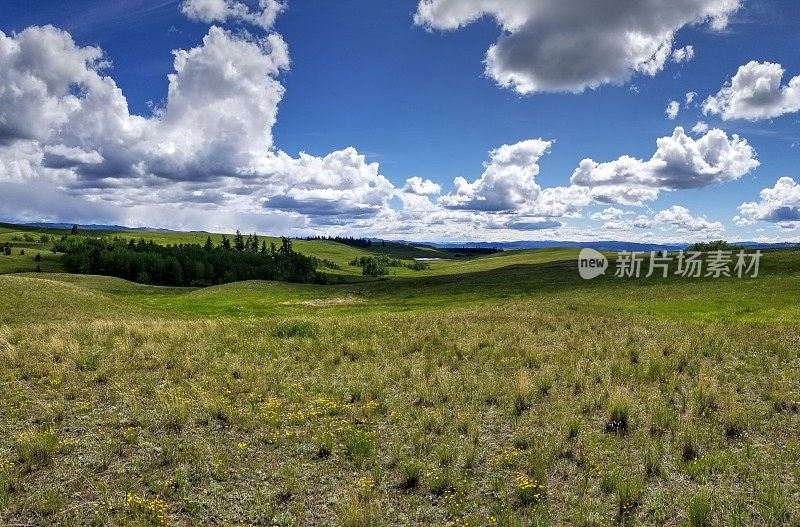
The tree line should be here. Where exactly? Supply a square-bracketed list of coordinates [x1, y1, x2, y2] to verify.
[305, 235, 380, 249]
[54, 233, 324, 286]
[349, 255, 430, 277]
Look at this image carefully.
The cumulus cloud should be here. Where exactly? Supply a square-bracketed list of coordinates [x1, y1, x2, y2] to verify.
[414, 0, 739, 93]
[703, 61, 800, 121]
[403, 176, 441, 196]
[180, 0, 285, 30]
[691, 121, 709, 135]
[0, 22, 579, 238]
[653, 205, 725, 232]
[666, 101, 680, 120]
[591, 208, 654, 231]
[654, 205, 724, 232]
[258, 148, 395, 219]
[439, 139, 552, 211]
[738, 177, 800, 224]
[671, 45, 695, 64]
[0, 23, 398, 230]
[591, 207, 626, 221]
[570, 126, 759, 205]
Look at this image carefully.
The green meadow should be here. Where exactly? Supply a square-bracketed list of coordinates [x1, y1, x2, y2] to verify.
[0, 222, 799, 526]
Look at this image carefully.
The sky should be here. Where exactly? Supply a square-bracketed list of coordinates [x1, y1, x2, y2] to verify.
[0, 0, 799, 242]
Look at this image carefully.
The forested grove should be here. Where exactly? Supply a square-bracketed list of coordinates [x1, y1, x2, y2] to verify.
[54, 234, 324, 286]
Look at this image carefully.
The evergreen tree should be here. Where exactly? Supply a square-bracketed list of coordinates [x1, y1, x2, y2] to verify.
[234, 230, 245, 252]
[70, 224, 79, 235]
[221, 235, 231, 251]
[204, 236, 214, 251]
[279, 237, 292, 255]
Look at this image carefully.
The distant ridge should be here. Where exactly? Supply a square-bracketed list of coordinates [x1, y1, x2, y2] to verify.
[21, 222, 207, 234]
[6, 222, 798, 251]
[383, 239, 800, 252]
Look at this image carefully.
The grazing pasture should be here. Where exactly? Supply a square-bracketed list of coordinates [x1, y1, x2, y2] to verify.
[0, 224, 798, 526]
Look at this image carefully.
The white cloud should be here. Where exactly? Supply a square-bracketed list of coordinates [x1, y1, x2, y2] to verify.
[0, 23, 396, 230]
[414, 0, 739, 94]
[671, 45, 695, 64]
[703, 61, 800, 121]
[666, 100, 680, 120]
[439, 139, 552, 211]
[591, 207, 626, 221]
[654, 205, 724, 232]
[738, 177, 800, 224]
[180, 0, 285, 30]
[691, 121, 709, 135]
[403, 176, 441, 196]
[570, 126, 759, 205]
[686, 91, 697, 105]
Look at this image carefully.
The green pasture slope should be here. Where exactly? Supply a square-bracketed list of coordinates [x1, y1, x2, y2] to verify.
[1, 222, 799, 526]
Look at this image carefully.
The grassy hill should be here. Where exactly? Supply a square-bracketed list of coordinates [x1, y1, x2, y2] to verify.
[1, 223, 799, 526]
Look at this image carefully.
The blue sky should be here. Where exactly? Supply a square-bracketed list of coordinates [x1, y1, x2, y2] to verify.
[1, 0, 799, 241]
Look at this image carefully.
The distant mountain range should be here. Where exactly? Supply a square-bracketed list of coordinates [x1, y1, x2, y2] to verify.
[379, 239, 800, 252]
[434, 240, 800, 250]
[18, 223, 800, 251]
[21, 222, 196, 233]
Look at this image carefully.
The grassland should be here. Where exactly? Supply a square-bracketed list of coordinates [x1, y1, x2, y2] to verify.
[0, 224, 799, 526]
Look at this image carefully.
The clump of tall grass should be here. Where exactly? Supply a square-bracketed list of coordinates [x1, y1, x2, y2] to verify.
[679, 422, 702, 462]
[343, 429, 375, 466]
[12, 428, 60, 466]
[605, 388, 634, 434]
[397, 457, 424, 490]
[693, 375, 720, 416]
[614, 472, 645, 521]
[687, 491, 713, 527]
[720, 400, 748, 439]
[270, 320, 319, 339]
[513, 369, 532, 417]
[336, 492, 382, 527]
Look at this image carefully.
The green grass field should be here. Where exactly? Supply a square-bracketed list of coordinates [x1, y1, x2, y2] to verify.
[1, 224, 799, 526]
